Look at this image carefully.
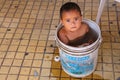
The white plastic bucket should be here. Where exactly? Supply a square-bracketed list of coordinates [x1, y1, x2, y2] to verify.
[55, 19, 102, 78]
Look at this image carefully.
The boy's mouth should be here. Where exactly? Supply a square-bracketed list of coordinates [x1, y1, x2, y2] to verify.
[71, 26, 77, 29]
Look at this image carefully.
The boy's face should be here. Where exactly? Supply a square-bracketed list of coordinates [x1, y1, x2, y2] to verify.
[61, 10, 82, 32]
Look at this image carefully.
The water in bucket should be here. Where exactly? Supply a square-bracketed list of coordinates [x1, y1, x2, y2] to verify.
[58, 26, 98, 47]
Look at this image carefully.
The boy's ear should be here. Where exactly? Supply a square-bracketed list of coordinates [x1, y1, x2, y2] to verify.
[60, 20, 63, 25]
[81, 11, 83, 16]
[60, 19, 62, 23]
[80, 16, 82, 20]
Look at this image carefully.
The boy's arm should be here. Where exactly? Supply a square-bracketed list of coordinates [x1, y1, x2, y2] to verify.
[58, 29, 69, 44]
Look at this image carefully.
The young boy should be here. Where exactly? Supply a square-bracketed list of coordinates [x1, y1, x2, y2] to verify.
[58, 2, 97, 47]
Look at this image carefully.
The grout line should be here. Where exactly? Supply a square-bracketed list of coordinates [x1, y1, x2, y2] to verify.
[26, 0, 42, 79]
[37, 1, 50, 80]
[0, 0, 15, 69]
[107, 1, 115, 80]
[0, 0, 24, 80]
[0, 0, 119, 80]
[0, 0, 13, 55]
[10, 0, 35, 79]
[115, 2, 120, 31]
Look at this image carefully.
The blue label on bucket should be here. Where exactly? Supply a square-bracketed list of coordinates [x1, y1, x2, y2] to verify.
[60, 51, 94, 75]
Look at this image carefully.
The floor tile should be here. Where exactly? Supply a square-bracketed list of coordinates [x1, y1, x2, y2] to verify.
[0, 0, 120, 80]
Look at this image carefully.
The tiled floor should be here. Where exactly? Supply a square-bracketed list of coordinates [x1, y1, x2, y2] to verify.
[0, 0, 120, 80]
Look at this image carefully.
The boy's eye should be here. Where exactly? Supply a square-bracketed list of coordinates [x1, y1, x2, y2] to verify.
[75, 18, 78, 21]
[66, 19, 70, 22]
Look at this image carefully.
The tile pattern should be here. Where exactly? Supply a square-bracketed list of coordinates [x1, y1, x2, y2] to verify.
[0, 0, 120, 80]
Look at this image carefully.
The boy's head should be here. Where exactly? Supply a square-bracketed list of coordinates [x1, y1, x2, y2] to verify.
[60, 2, 82, 19]
[60, 2, 82, 32]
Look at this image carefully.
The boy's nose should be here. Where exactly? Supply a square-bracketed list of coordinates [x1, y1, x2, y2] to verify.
[71, 21, 75, 25]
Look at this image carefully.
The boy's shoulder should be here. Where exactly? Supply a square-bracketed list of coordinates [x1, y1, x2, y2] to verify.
[58, 27, 66, 36]
[58, 27, 69, 44]
[81, 21, 89, 26]
[81, 21, 90, 32]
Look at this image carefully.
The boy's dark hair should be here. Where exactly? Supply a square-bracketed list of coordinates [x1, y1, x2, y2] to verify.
[60, 2, 82, 19]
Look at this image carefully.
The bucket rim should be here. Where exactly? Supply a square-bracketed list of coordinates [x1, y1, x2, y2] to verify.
[55, 19, 102, 55]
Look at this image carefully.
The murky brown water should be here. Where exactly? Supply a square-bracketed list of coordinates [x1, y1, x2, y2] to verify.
[67, 27, 98, 47]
